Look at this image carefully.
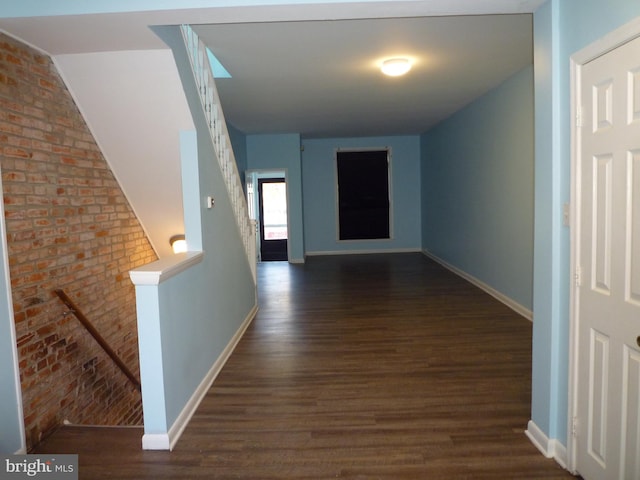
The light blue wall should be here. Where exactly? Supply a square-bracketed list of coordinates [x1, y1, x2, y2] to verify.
[532, 0, 640, 447]
[532, 0, 563, 446]
[134, 26, 256, 439]
[301, 136, 421, 255]
[0, 178, 25, 454]
[421, 66, 534, 311]
[246, 134, 304, 262]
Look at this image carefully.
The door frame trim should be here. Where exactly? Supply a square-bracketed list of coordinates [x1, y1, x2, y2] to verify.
[568, 16, 640, 475]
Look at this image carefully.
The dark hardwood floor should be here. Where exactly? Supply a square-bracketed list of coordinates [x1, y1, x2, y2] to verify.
[34, 253, 576, 479]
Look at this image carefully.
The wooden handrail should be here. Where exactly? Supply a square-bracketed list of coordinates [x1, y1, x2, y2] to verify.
[54, 289, 142, 392]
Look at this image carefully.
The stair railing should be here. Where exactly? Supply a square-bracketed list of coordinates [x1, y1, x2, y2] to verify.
[180, 25, 257, 282]
[54, 289, 142, 392]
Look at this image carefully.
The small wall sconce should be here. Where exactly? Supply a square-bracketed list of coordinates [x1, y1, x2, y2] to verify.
[169, 234, 187, 254]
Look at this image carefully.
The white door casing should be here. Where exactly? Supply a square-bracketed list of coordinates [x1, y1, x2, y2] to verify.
[570, 21, 640, 480]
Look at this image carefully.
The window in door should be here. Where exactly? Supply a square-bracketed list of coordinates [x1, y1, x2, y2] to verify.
[258, 178, 288, 261]
[336, 149, 391, 241]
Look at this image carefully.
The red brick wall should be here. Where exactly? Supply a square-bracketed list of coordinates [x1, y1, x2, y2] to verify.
[0, 33, 158, 450]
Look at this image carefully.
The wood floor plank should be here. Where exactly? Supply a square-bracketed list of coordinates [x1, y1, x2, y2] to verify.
[33, 253, 576, 479]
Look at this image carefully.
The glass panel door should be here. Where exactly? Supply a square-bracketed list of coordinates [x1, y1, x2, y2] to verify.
[258, 178, 288, 261]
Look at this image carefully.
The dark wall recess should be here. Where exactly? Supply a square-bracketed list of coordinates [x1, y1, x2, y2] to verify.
[337, 150, 390, 240]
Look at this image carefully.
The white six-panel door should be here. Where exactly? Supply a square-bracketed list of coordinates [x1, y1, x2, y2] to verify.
[576, 33, 640, 480]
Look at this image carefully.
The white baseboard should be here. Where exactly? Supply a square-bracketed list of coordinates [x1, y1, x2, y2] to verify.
[142, 304, 258, 451]
[553, 440, 568, 470]
[525, 420, 553, 458]
[525, 420, 568, 469]
[141, 433, 170, 450]
[422, 250, 533, 321]
[306, 248, 421, 257]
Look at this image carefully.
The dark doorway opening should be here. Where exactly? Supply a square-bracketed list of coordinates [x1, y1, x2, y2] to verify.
[337, 150, 390, 240]
[258, 178, 288, 261]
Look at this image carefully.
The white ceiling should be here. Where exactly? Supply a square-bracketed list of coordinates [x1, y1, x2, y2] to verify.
[0, 0, 543, 54]
[194, 14, 532, 138]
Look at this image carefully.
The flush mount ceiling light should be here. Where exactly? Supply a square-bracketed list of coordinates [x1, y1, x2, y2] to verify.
[381, 58, 412, 77]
